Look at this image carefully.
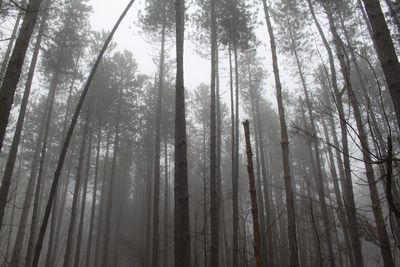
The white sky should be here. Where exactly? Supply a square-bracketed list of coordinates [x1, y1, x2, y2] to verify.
[89, 0, 211, 90]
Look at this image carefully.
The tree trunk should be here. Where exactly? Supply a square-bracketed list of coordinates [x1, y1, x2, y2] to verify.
[0, 8, 23, 81]
[74, 118, 93, 267]
[30, 2, 135, 264]
[152, 11, 167, 267]
[210, 0, 219, 263]
[94, 129, 112, 267]
[228, 43, 238, 267]
[0, 0, 49, 237]
[102, 95, 122, 267]
[85, 120, 102, 267]
[243, 120, 262, 267]
[0, 0, 44, 153]
[306, 1, 364, 265]
[162, 131, 170, 267]
[361, 0, 400, 129]
[321, 117, 354, 266]
[174, 0, 191, 264]
[63, 111, 91, 267]
[261, 1, 299, 265]
[326, 6, 394, 266]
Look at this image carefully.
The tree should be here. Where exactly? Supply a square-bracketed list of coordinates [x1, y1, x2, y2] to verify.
[260, 0, 299, 265]
[0, 0, 44, 154]
[174, 0, 191, 264]
[30, 2, 136, 265]
[361, 0, 400, 129]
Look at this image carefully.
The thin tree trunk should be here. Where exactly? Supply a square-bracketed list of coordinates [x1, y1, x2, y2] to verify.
[292, 40, 335, 267]
[162, 131, 169, 267]
[321, 117, 354, 266]
[63, 111, 91, 267]
[85, 120, 102, 267]
[228, 43, 238, 267]
[94, 129, 111, 267]
[326, 7, 394, 266]
[243, 120, 262, 267]
[101, 113, 121, 267]
[0, 0, 44, 154]
[74, 118, 93, 267]
[306, 1, 364, 265]
[30, 2, 136, 264]
[174, 0, 191, 263]
[261, 1, 299, 265]
[152, 12, 167, 267]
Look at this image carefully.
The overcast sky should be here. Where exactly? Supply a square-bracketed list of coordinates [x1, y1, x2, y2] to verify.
[89, 0, 211, 91]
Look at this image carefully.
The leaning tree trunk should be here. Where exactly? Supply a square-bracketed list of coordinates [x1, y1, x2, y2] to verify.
[0, 7, 23, 81]
[174, 0, 191, 264]
[30, 2, 136, 265]
[0, 0, 44, 154]
[306, 1, 364, 265]
[361, 0, 400, 129]
[0, 0, 49, 239]
[326, 8, 394, 265]
[291, 41, 335, 267]
[243, 120, 262, 267]
[261, 1, 299, 265]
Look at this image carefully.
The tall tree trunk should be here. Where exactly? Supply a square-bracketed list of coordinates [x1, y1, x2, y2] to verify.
[94, 129, 111, 267]
[243, 120, 262, 267]
[291, 41, 335, 267]
[74, 118, 93, 267]
[0, 0, 49, 241]
[174, 0, 191, 264]
[162, 131, 169, 267]
[210, 0, 219, 263]
[25, 67, 60, 267]
[0, 0, 44, 153]
[63, 110, 91, 267]
[85, 120, 102, 267]
[152, 12, 167, 267]
[30, 3, 135, 264]
[261, 1, 299, 265]
[360, 0, 400, 129]
[102, 100, 122, 267]
[321, 117, 354, 266]
[326, 6, 394, 266]
[228, 43, 238, 267]
[306, 1, 364, 265]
